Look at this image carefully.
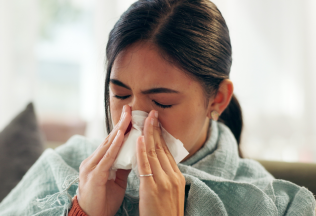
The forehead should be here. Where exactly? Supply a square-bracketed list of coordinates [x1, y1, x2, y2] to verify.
[110, 42, 197, 90]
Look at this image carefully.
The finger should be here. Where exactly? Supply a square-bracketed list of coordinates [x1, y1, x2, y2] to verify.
[152, 114, 174, 174]
[106, 105, 132, 147]
[96, 130, 125, 173]
[88, 105, 131, 167]
[161, 137, 181, 173]
[84, 105, 129, 162]
[136, 136, 154, 184]
[82, 138, 109, 163]
[143, 111, 165, 179]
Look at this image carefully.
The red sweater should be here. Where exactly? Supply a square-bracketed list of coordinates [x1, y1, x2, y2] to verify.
[69, 196, 88, 216]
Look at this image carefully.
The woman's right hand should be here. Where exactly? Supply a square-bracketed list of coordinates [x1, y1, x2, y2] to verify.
[77, 105, 132, 216]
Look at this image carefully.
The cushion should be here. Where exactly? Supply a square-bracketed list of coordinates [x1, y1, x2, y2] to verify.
[0, 102, 44, 202]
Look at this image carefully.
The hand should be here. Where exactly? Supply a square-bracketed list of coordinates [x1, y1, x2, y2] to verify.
[137, 110, 185, 216]
[77, 105, 132, 216]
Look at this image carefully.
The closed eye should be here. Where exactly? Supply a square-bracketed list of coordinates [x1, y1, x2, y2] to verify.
[113, 95, 172, 109]
[152, 100, 172, 109]
[114, 95, 131, 100]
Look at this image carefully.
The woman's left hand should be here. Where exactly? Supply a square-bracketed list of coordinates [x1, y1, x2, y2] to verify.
[136, 110, 185, 216]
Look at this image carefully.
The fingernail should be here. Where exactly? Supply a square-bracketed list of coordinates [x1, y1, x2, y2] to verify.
[154, 111, 158, 118]
[141, 136, 145, 143]
[151, 118, 154, 125]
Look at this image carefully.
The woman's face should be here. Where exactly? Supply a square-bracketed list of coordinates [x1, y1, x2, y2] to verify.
[109, 42, 211, 159]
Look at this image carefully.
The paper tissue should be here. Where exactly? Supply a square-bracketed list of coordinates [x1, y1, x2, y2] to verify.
[108, 110, 189, 180]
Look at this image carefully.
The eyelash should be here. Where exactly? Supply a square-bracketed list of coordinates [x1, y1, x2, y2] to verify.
[113, 95, 172, 109]
[114, 95, 130, 100]
[153, 100, 172, 109]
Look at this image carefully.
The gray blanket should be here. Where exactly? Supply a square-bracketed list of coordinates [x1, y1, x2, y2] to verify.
[0, 121, 314, 215]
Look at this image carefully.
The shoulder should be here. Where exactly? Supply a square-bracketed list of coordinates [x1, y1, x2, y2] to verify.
[234, 157, 274, 182]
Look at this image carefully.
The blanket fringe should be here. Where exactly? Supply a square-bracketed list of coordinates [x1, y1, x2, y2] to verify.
[32, 175, 79, 216]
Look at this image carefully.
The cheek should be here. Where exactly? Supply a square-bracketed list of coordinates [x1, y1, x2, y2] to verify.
[159, 103, 207, 151]
[110, 97, 124, 126]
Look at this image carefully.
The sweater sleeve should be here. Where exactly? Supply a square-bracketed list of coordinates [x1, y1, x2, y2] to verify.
[69, 195, 88, 216]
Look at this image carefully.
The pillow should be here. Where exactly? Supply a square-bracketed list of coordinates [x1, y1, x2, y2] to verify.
[0, 102, 44, 202]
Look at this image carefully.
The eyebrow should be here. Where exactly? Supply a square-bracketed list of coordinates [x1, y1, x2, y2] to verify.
[110, 79, 131, 90]
[110, 79, 180, 94]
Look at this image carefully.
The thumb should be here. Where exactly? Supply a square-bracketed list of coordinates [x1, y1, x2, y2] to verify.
[115, 169, 131, 188]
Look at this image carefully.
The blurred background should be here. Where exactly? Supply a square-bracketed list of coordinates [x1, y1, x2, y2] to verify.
[0, 0, 315, 163]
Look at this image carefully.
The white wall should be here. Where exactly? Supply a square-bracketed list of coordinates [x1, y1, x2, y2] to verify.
[0, 0, 39, 130]
[0, 0, 316, 162]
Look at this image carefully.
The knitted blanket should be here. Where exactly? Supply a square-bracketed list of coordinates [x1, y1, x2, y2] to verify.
[0, 121, 315, 215]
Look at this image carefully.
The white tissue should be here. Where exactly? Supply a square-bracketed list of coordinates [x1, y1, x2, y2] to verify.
[108, 110, 189, 180]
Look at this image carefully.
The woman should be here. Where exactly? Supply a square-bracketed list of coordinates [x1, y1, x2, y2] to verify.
[0, 0, 315, 215]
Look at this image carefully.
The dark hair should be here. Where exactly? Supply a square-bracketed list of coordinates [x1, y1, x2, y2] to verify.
[104, 0, 243, 148]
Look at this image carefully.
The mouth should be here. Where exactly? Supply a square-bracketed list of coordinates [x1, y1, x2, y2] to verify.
[124, 122, 132, 135]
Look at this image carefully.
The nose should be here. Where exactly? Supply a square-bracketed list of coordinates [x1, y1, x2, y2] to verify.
[129, 96, 152, 113]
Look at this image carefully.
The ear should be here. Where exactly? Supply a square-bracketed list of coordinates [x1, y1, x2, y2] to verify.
[207, 79, 234, 119]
